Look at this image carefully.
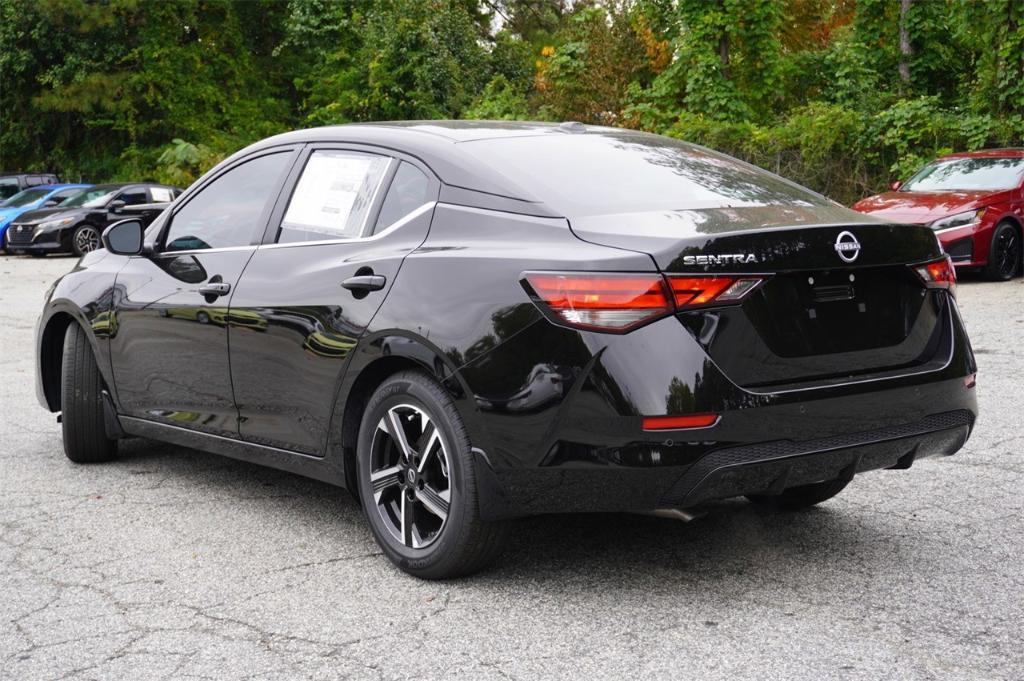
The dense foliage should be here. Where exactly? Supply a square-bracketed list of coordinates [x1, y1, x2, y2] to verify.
[1, 0, 1021, 202]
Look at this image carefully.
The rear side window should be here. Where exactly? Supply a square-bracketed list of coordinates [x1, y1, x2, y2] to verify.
[373, 162, 431, 233]
[164, 152, 291, 252]
[278, 150, 391, 243]
[150, 186, 175, 202]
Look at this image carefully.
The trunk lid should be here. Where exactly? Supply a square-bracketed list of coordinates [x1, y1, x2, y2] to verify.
[570, 207, 949, 389]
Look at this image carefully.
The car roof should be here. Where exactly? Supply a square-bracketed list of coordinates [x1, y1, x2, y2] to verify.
[36, 183, 91, 191]
[940, 148, 1024, 160]
[233, 120, 701, 212]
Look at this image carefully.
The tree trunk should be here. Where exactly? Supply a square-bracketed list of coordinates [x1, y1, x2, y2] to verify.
[718, 33, 731, 80]
[898, 0, 912, 85]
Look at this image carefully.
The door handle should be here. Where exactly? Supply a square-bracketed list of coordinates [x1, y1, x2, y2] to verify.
[341, 274, 386, 292]
[198, 282, 231, 297]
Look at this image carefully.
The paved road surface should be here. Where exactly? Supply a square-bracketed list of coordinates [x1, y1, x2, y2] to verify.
[1, 255, 1021, 680]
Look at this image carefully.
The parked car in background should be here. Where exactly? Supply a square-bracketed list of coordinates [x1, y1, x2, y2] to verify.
[0, 172, 61, 201]
[0, 184, 92, 253]
[852, 149, 1024, 280]
[5, 183, 181, 256]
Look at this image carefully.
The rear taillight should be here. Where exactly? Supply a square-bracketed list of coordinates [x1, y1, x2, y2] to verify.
[522, 273, 671, 331]
[665, 275, 765, 310]
[913, 255, 956, 298]
[522, 272, 764, 332]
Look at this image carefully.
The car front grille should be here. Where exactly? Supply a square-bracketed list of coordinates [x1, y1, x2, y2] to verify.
[6, 224, 36, 246]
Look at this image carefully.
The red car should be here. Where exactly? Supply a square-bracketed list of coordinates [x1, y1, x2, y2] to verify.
[852, 149, 1024, 280]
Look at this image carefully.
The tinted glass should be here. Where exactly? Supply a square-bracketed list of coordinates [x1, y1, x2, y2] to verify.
[279, 150, 391, 243]
[1, 188, 49, 207]
[165, 152, 291, 252]
[901, 157, 1024, 192]
[461, 133, 831, 216]
[374, 162, 431, 232]
[119, 189, 148, 206]
[0, 179, 19, 200]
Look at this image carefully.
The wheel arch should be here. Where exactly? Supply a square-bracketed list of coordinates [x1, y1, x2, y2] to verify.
[37, 308, 85, 412]
[331, 332, 479, 495]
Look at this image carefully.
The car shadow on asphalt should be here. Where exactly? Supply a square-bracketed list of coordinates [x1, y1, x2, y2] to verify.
[112, 436, 893, 585]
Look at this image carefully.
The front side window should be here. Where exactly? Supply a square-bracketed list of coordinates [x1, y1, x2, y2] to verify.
[278, 150, 391, 243]
[901, 157, 1024, 192]
[118, 189, 148, 206]
[164, 152, 291, 252]
[373, 162, 431, 233]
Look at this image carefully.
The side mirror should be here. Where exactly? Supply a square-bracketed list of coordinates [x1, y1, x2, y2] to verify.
[42, 198, 60, 207]
[109, 199, 126, 213]
[890, 181, 903, 191]
[102, 219, 144, 255]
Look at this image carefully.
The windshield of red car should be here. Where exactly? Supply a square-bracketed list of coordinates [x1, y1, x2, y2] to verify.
[901, 157, 1024, 192]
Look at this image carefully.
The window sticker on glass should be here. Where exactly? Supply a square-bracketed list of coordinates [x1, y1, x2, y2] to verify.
[151, 187, 174, 202]
[281, 151, 391, 241]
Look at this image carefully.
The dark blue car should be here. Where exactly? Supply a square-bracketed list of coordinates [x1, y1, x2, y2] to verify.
[0, 184, 91, 253]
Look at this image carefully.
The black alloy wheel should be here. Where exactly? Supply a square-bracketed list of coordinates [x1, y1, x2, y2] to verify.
[72, 224, 102, 256]
[356, 371, 509, 579]
[369, 402, 452, 549]
[986, 221, 1021, 281]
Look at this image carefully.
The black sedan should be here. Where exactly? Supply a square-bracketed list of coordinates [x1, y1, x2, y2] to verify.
[35, 122, 977, 578]
[7, 183, 181, 256]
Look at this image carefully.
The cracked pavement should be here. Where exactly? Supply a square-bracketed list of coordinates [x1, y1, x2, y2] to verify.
[1, 256, 1022, 680]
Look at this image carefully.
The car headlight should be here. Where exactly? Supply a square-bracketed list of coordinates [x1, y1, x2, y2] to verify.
[38, 217, 75, 230]
[929, 208, 985, 231]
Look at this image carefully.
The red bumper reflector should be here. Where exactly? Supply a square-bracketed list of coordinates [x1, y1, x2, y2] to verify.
[964, 373, 976, 389]
[642, 413, 719, 430]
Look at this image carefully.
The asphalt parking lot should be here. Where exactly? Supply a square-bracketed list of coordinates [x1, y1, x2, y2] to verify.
[1, 255, 1022, 681]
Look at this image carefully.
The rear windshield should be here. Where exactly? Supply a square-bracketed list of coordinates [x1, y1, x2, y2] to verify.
[461, 132, 831, 216]
[901, 157, 1024, 192]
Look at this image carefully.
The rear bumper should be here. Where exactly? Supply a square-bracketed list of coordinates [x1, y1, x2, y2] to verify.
[462, 291, 978, 520]
[660, 409, 971, 507]
[478, 403, 975, 519]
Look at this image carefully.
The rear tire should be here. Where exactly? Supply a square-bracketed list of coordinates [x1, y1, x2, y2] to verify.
[985, 221, 1021, 281]
[60, 324, 117, 463]
[747, 478, 848, 511]
[356, 370, 509, 579]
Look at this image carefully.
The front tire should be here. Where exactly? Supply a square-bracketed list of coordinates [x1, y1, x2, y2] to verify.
[71, 224, 102, 256]
[60, 324, 117, 463]
[747, 478, 848, 511]
[356, 370, 509, 579]
[985, 221, 1021, 281]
